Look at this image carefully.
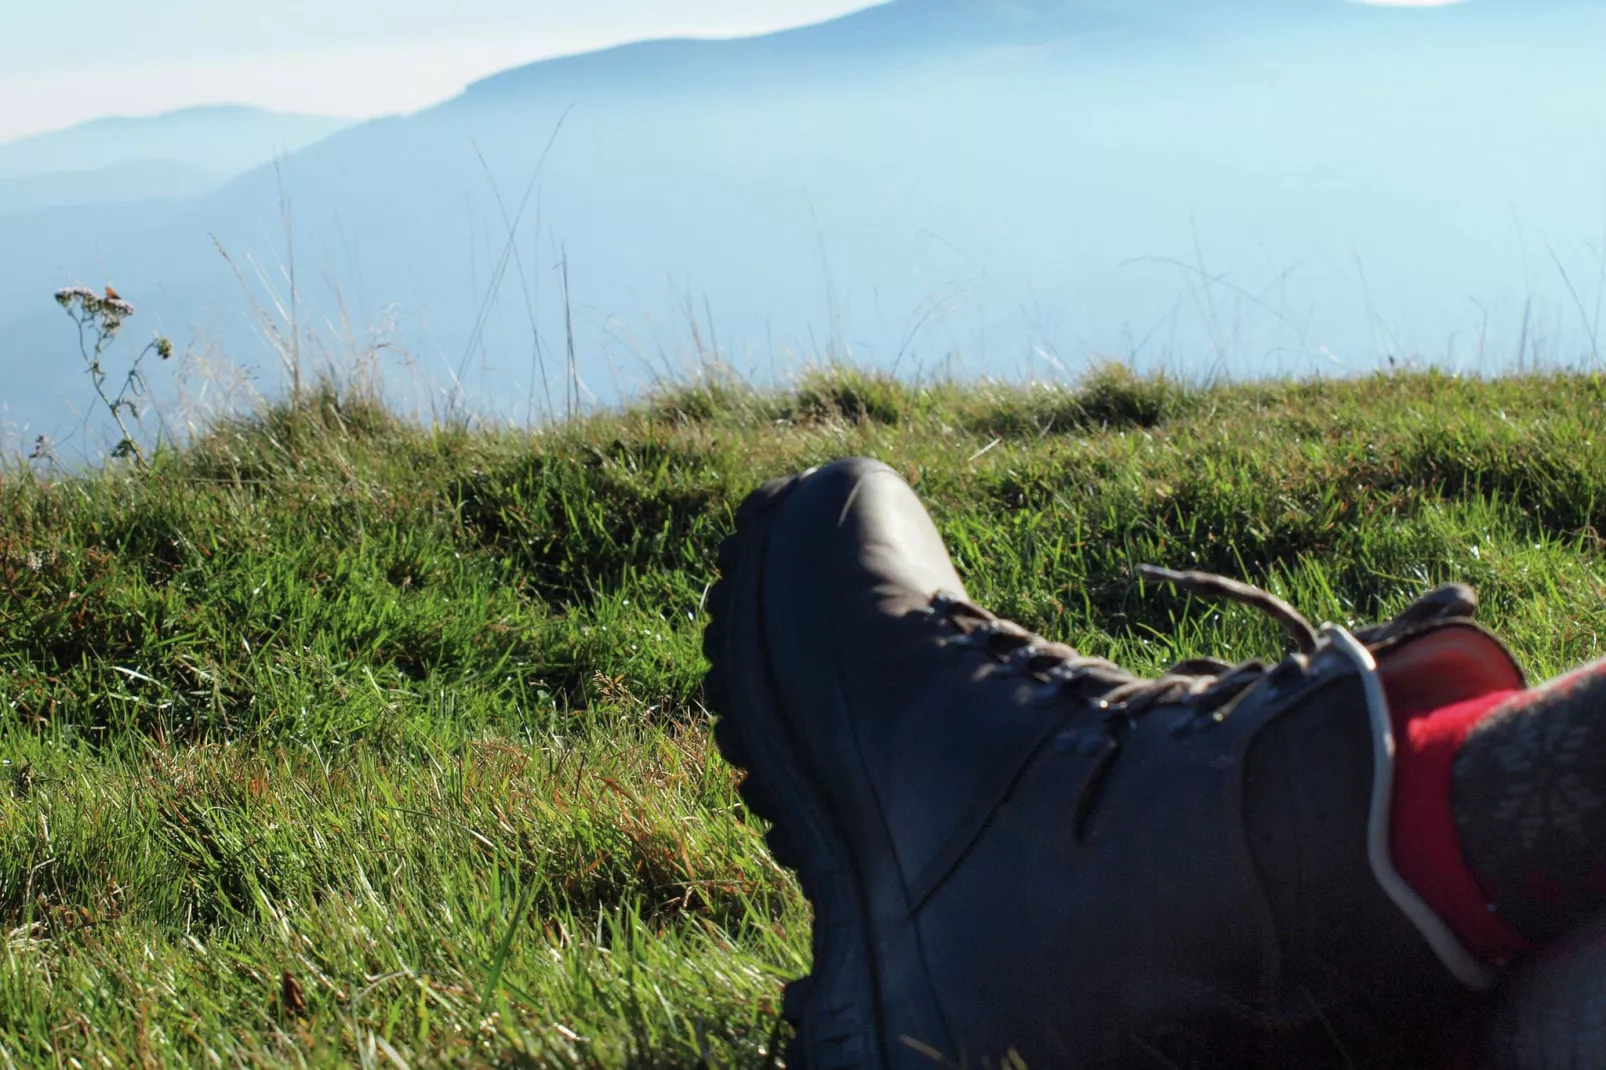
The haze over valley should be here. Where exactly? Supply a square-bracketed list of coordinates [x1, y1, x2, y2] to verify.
[5, 0, 1604, 446]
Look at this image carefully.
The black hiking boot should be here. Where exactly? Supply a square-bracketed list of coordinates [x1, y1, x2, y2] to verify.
[702, 458, 1529, 1069]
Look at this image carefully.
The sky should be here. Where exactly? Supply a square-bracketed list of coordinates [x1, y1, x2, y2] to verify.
[0, 0, 881, 143]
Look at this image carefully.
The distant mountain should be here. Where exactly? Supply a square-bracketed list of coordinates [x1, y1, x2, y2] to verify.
[463, 0, 1567, 103]
[0, 106, 352, 181]
[0, 160, 222, 217]
[462, 0, 1342, 100]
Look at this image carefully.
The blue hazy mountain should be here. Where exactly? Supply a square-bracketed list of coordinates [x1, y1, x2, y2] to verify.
[0, 106, 351, 182]
[4, 0, 1605, 447]
[0, 160, 223, 217]
[458, 0, 1333, 104]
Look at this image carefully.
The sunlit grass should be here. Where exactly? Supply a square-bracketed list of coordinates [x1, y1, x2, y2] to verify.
[3, 365, 1605, 1066]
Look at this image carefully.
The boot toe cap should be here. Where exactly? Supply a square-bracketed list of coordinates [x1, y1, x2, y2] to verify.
[777, 457, 968, 614]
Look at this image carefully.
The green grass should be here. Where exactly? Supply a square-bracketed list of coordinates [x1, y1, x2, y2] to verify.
[4, 364, 1606, 1067]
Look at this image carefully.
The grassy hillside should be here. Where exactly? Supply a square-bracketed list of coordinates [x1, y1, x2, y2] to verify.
[3, 366, 1606, 1067]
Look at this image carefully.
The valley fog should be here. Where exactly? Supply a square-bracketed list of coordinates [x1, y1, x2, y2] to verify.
[3, 0, 1602, 440]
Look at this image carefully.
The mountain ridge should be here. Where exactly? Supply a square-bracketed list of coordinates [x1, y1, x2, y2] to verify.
[460, 0, 1478, 101]
[0, 159, 221, 218]
[0, 106, 352, 181]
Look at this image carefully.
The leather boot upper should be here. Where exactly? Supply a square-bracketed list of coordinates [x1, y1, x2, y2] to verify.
[745, 457, 1528, 1067]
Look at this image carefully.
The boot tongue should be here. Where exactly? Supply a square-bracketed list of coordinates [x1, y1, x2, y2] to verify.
[1356, 583, 1479, 645]
[1394, 583, 1478, 626]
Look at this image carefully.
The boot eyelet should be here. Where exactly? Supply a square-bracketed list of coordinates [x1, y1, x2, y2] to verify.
[1007, 644, 1045, 668]
[1167, 708, 1229, 737]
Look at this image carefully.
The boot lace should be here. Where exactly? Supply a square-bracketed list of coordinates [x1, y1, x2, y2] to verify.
[929, 565, 1477, 724]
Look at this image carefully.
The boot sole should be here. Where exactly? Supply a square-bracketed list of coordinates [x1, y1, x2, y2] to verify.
[703, 471, 885, 1070]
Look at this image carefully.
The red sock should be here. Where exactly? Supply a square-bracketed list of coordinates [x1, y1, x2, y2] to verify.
[1390, 691, 1533, 963]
